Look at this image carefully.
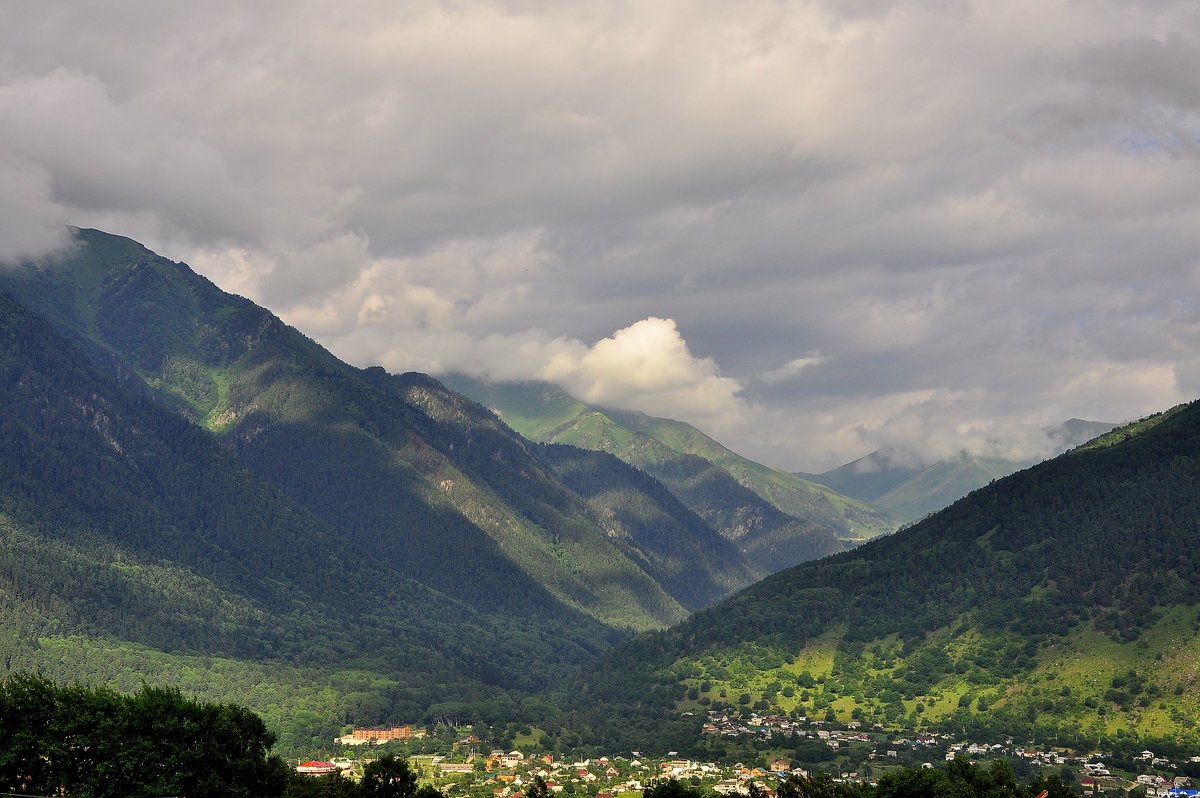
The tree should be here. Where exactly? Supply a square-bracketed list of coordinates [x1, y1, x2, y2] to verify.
[526, 775, 553, 798]
[778, 773, 842, 798]
[0, 673, 288, 798]
[361, 754, 419, 798]
[643, 778, 705, 798]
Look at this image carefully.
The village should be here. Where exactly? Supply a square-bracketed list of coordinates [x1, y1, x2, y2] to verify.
[291, 713, 1200, 798]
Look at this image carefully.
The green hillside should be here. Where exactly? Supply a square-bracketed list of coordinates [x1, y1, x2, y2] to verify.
[871, 455, 1023, 521]
[2, 228, 711, 631]
[603, 408, 892, 538]
[0, 287, 614, 750]
[443, 376, 883, 571]
[562, 401, 1200, 752]
[533, 443, 760, 610]
[798, 449, 926, 506]
[0, 228, 769, 749]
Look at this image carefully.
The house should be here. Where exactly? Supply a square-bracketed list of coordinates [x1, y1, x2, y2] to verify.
[297, 761, 338, 776]
[714, 779, 747, 795]
[439, 763, 476, 775]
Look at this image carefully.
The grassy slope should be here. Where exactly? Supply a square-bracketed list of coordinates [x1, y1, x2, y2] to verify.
[535, 443, 761, 611]
[455, 374, 893, 539]
[517, 405, 849, 571]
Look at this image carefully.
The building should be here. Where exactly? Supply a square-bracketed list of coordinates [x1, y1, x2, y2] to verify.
[297, 761, 339, 776]
[338, 725, 415, 745]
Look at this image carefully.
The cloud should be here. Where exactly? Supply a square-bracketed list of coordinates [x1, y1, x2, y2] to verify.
[761, 354, 831, 386]
[2, 1, 1199, 470]
[0, 68, 257, 250]
[0, 158, 69, 265]
[540, 317, 749, 428]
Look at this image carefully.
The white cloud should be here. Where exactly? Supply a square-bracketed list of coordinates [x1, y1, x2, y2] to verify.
[761, 354, 831, 385]
[0, 158, 69, 265]
[540, 317, 749, 429]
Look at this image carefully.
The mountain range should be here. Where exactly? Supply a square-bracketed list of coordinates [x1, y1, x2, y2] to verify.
[801, 419, 1117, 522]
[566, 404, 1200, 752]
[442, 376, 893, 570]
[3, 227, 1198, 757]
[0, 228, 768, 747]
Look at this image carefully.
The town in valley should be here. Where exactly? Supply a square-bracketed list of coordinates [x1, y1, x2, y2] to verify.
[292, 712, 1200, 798]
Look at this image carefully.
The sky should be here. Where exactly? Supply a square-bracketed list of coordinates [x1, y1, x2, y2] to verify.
[2, 1, 1199, 472]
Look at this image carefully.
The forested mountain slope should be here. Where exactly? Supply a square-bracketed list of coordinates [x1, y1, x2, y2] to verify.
[1, 228, 761, 629]
[0, 287, 613, 748]
[565, 401, 1200, 751]
[0, 227, 766, 748]
[442, 376, 886, 571]
[532, 443, 760, 611]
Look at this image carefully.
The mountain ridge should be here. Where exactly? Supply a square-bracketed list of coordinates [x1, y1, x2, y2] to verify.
[0, 228, 765, 630]
[801, 419, 1118, 522]
[0, 227, 764, 748]
[442, 375, 893, 573]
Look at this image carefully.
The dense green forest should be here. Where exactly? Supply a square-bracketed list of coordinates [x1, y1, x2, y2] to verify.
[0, 285, 613, 749]
[545, 400, 1200, 752]
[1, 228, 756, 628]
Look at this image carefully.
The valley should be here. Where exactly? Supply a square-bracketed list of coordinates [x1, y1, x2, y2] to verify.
[2, 229, 1200, 774]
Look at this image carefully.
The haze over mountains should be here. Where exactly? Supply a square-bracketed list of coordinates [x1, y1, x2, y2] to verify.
[2, 227, 1198, 757]
[801, 419, 1118, 522]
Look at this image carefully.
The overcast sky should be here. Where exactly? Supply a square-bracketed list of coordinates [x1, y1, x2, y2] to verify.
[2, 1, 1198, 471]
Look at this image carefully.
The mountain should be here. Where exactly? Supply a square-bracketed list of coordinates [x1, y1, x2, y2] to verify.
[531, 443, 759, 611]
[0, 284, 605, 749]
[442, 376, 893, 572]
[0, 228, 757, 746]
[564, 401, 1200, 751]
[803, 419, 1118, 522]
